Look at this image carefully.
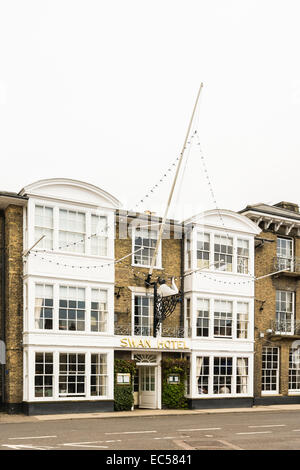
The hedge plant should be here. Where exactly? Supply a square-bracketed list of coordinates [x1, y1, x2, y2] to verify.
[162, 358, 189, 409]
[114, 359, 136, 411]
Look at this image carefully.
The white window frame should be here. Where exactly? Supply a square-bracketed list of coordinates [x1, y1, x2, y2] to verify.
[90, 214, 108, 257]
[59, 286, 86, 332]
[213, 300, 233, 338]
[196, 298, 210, 338]
[190, 294, 252, 341]
[185, 232, 192, 271]
[90, 353, 108, 397]
[275, 290, 294, 335]
[185, 297, 191, 336]
[29, 280, 113, 335]
[34, 205, 54, 250]
[196, 232, 210, 270]
[91, 288, 108, 333]
[261, 346, 279, 395]
[214, 234, 233, 272]
[131, 227, 162, 269]
[34, 284, 54, 330]
[236, 302, 249, 339]
[58, 352, 86, 397]
[237, 238, 250, 274]
[58, 208, 86, 254]
[27, 349, 114, 402]
[34, 352, 54, 398]
[193, 354, 252, 398]
[277, 237, 293, 271]
[188, 229, 253, 277]
[289, 347, 300, 394]
[29, 200, 113, 258]
[132, 293, 154, 337]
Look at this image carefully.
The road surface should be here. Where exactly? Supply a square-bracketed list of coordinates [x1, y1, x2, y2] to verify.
[0, 410, 300, 450]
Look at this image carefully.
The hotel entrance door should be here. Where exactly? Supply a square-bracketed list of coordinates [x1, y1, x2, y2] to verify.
[139, 366, 157, 409]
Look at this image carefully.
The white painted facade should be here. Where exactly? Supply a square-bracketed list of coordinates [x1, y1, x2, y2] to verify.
[21, 179, 120, 405]
[20, 179, 260, 410]
[184, 210, 260, 402]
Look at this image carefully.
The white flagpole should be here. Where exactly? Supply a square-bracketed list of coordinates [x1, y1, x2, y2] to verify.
[148, 83, 203, 277]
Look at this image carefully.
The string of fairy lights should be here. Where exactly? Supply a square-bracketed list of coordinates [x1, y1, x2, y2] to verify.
[30, 247, 143, 270]
[128, 129, 258, 287]
[131, 147, 191, 212]
[26, 125, 261, 286]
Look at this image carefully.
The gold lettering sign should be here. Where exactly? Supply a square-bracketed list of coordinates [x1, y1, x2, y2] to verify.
[120, 338, 188, 350]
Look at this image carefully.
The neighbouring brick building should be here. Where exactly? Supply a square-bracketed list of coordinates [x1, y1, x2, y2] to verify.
[0, 192, 27, 413]
[240, 202, 300, 405]
[2, 177, 293, 414]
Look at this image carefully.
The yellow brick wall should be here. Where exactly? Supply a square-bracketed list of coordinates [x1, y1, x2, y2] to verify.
[4, 205, 23, 406]
[0, 212, 4, 399]
[114, 217, 182, 335]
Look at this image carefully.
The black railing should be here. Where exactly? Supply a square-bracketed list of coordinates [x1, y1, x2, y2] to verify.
[270, 319, 300, 335]
[114, 325, 191, 338]
[273, 257, 300, 273]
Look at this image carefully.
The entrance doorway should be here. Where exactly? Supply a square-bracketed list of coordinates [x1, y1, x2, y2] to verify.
[139, 366, 156, 409]
[132, 353, 161, 410]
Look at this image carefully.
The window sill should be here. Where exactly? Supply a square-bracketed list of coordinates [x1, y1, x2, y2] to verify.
[30, 329, 112, 335]
[132, 264, 163, 271]
[193, 336, 253, 342]
[194, 394, 252, 399]
[29, 396, 112, 402]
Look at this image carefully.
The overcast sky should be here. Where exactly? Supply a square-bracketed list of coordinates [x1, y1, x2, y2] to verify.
[1, 1, 300, 220]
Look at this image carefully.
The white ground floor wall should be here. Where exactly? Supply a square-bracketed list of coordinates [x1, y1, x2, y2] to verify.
[23, 338, 254, 408]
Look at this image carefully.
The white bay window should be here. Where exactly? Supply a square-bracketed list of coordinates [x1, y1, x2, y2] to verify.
[32, 204, 112, 257]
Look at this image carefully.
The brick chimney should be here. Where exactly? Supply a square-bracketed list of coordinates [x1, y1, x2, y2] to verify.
[273, 201, 299, 213]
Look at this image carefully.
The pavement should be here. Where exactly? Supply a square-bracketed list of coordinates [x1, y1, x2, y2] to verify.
[2, 403, 300, 424]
